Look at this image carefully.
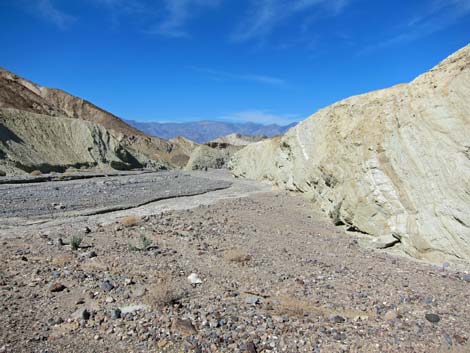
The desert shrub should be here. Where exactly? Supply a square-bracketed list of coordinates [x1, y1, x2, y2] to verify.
[271, 296, 320, 317]
[272, 296, 373, 322]
[128, 235, 152, 251]
[121, 215, 141, 227]
[224, 248, 251, 265]
[145, 276, 187, 308]
[70, 236, 82, 251]
[30, 170, 42, 176]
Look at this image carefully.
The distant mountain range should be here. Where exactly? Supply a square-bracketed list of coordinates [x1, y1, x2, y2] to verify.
[126, 120, 298, 143]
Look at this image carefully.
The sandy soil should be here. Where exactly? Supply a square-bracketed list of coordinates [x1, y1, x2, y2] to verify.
[0, 172, 469, 353]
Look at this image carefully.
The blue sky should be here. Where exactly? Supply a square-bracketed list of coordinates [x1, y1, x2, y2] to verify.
[0, 0, 469, 124]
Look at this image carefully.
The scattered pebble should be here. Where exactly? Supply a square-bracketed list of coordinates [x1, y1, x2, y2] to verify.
[71, 309, 91, 321]
[245, 296, 261, 305]
[49, 283, 67, 293]
[425, 313, 441, 323]
[86, 251, 97, 258]
[330, 315, 346, 324]
[100, 280, 114, 292]
[1, 189, 469, 353]
[110, 308, 121, 320]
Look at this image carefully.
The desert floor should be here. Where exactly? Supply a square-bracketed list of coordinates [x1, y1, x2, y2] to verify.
[1, 170, 469, 353]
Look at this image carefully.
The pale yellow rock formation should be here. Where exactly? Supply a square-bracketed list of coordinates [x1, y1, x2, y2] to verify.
[211, 133, 267, 146]
[230, 45, 470, 262]
[185, 144, 241, 171]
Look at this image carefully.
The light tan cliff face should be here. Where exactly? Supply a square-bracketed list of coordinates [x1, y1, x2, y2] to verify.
[211, 133, 267, 146]
[0, 109, 125, 173]
[0, 69, 190, 173]
[185, 144, 242, 171]
[230, 45, 470, 263]
[170, 136, 200, 155]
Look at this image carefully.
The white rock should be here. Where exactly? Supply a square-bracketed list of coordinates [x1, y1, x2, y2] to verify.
[187, 273, 203, 284]
[119, 304, 149, 315]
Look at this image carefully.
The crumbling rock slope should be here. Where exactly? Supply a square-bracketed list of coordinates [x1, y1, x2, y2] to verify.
[0, 109, 139, 174]
[230, 45, 470, 263]
[0, 68, 189, 174]
[185, 143, 242, 171]
[168, 136, 200, 166]
[211, 133, 267, 146]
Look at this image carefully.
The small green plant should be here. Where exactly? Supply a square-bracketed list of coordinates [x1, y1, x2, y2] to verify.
[128, 235, 152, 251]
[70, 236, 82, 251]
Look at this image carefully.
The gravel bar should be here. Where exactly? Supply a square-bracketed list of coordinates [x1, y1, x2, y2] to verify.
[0, 171, 231, 219]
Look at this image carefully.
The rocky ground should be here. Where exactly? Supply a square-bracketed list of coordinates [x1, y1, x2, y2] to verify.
[0, 172, 469, 353]
[0, 171, 231, 220]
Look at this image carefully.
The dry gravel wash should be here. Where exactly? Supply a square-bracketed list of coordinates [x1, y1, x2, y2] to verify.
[1, 190, 469, 353]
[0, 171, 232, 224]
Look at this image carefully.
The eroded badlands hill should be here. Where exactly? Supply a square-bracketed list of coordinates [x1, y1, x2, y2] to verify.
[230, 45, 470, 263]
[0, 69, 189, 174]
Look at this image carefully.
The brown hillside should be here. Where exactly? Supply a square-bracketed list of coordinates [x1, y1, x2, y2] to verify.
[0, 68, 189, 174]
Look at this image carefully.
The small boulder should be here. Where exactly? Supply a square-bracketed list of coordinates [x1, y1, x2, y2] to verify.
[100, 280, 114, 292]
[425, 313, 440, 323]
[86, 251, 97, 259]
[71, 308, 91, 321]
[110, 308, 121, 320]
[124, 278, 135, 286]
[49, 283, 67, 293]
[171, 318, 197, 337]
[119, 304, 148, 315]
[245, 296, 261, 305]
[330, 315, 346, 324]
[187, 273, 202, 285]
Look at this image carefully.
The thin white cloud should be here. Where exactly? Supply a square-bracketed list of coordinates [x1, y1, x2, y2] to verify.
[293, 0, 348, 13]
[150, 0, 222, 37]
[92, 0, 149, 29]
[219, 110, 298, 125]
[34, 0, 75, 29]
[49, 0, 222, 37]
[93, 0, 147, 14]
[361, 0, 470, 53]
[191, 66, 286, 86]
[232, 0, 349, 42]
